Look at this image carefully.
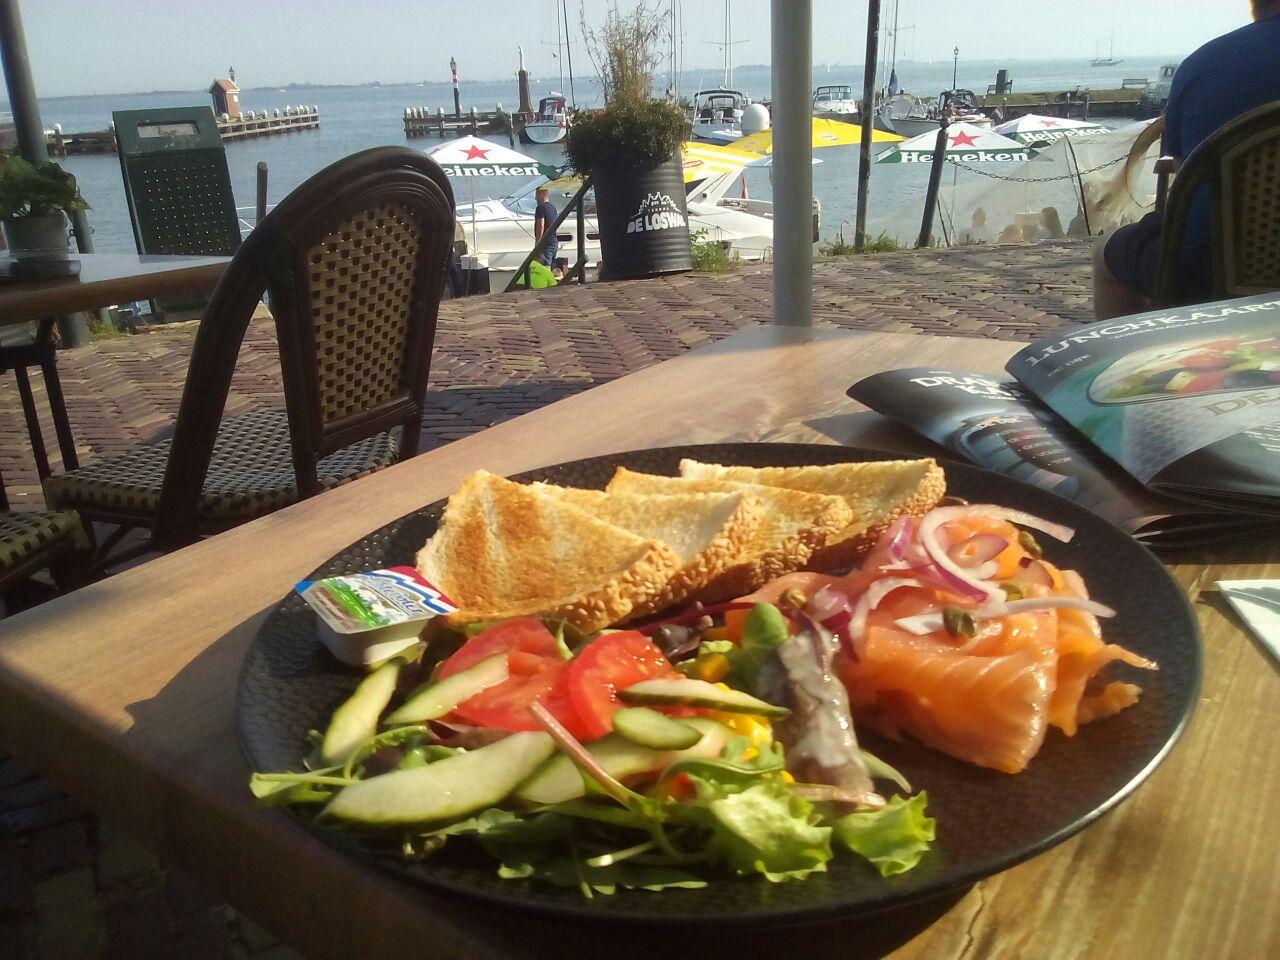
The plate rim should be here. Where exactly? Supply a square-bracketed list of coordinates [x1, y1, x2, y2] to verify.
[235, 442, 1203, 925]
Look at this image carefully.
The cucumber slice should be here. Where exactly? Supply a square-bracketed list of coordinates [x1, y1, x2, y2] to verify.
[514, 719, 728, 805]
[383, 653, 508, 725]
[612, 707, 701, 750]
[618, 677, 790, 719]
[320, 658, 404, 765]
[321, 731, 554, 828]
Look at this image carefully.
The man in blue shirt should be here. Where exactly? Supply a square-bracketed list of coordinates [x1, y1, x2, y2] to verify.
[1094, 1, 1280, 318]
[533, 186, 559, 268]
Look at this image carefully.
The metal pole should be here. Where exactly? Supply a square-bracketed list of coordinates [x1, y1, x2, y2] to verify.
[853, 0, 881, 252]
[769, 0, 812, 326]
[917, 120, 949, 248]
[0, 0, 90, 348]
[952, 46, 959, 91]
[451, 56, 461, 119]
[562, 0, 576, 108]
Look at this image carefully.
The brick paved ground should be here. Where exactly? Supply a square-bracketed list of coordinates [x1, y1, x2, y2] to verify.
[0, 240, 1093, 958]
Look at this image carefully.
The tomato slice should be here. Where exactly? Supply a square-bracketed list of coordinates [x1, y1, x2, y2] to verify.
[441, 618, 591, 735]
[1184, 371, 1225, 393]
[438, 617, 561, 678]
[565, 631, 679, 740]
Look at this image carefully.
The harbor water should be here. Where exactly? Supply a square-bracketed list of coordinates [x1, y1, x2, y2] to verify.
[25, 57, 1174, 254]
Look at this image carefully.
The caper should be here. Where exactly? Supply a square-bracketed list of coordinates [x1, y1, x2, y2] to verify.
[1000, 580, 1025, 601]
[943, 605, 977, 639]
[1018, 530, 1043, 558]
[781, 587, 808, 609]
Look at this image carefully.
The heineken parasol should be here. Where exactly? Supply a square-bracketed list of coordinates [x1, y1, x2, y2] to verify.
[424, 136, 558, 251]
[875, 122, 1035, 164]
[994, 114, 1108, 145]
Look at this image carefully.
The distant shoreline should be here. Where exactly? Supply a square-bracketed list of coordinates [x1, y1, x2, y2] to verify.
[3, 55, 1186, 106]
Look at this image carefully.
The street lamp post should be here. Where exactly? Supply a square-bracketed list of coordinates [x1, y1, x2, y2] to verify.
[952, 46, 959, 90]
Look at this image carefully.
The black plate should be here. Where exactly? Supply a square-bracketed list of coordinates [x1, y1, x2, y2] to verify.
[237, 443, 1201, 925]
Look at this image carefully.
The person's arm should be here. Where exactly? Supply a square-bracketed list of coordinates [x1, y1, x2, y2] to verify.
[534, 207, 545, 241]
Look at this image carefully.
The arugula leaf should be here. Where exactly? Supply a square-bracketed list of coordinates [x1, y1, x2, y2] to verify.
[834, 792, 936, 877]
[418, 806, 519, 840]
[399, 744, 461, 769]
[496, 855, 707, 895]
[705, 780, 832, 882]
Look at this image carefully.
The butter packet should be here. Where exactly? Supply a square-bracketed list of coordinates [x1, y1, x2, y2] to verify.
[297, 567, 457, 666]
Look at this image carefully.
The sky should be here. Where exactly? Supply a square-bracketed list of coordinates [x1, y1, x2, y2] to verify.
[11, 0, 1254, 99]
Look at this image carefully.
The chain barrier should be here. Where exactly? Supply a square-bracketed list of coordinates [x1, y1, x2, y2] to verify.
[943, 154, 1126, 182]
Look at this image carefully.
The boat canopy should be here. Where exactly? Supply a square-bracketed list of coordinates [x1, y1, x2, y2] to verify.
[813, 85, 855, 101]
[537, 95, 566, 114]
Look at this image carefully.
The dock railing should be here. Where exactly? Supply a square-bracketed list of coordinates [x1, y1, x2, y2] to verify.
[502, 177, 592, 293]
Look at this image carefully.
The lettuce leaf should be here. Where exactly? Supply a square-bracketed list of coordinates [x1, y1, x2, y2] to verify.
[732, 603, 790, 692]
[834, 792, 936, 877]
[705, 779, 832, 882]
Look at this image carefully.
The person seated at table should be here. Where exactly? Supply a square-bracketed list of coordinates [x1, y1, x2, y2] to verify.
[1092, 0, 1280, 319]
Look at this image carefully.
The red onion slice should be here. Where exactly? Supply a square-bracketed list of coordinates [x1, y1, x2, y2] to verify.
[919, 506, 1074, 605]
[810, 584, 855, 624]
[894, 595, 1116, 635]
[886, 516, 916, 561]
[848, 578, 927, 653]
[948, 534, 1009, 568]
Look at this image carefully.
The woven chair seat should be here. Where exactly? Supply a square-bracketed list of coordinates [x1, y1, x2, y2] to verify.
[44, 407, 398, 530]
[0, 509, 89, 575]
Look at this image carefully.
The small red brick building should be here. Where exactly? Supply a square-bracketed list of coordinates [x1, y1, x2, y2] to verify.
[209, 75, 241, 118]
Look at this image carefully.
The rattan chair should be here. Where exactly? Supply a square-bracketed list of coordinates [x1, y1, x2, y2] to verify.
[1155, 99, 1280, 307]
[0, 509, 90, 612]
[44, 147, 456, 563]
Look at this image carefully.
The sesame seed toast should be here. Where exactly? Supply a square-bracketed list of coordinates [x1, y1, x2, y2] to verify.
[605, 468, 855, 601]
[530, 484, 768, 617]
[678, 458, 947, 570]
[415, 471, 682, 633]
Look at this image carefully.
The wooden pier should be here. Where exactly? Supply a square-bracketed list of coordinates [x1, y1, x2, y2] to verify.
[216, 105, 319, 140]
[403, 105, 517, 140]
[44, 106, 320, 156]
[979, 87, 1144, 120]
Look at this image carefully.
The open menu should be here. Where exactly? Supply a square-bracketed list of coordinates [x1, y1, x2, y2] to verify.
[848, 293, 1280, 546]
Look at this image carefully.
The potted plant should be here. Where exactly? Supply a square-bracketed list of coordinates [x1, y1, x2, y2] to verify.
[0, 153, 88, 260]
[566, 2, 691, 281]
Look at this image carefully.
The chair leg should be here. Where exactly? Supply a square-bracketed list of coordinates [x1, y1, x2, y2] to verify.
[38, 345, 80, 471]
[13, 366, 53, 481]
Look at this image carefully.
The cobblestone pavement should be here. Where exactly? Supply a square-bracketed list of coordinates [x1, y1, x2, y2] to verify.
[0, 240, 1092, 958]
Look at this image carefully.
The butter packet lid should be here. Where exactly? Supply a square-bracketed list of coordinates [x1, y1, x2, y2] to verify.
[297, 566, 457, 635]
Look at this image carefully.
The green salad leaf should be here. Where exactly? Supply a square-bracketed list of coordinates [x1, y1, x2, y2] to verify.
[834, 792, 936, 877]
[705, 779, 832, 882]
[731, 603, 790, 692]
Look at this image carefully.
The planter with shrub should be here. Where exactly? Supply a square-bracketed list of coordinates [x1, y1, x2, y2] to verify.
[566, 3, 691, 281]
[0, 154, 88, 260]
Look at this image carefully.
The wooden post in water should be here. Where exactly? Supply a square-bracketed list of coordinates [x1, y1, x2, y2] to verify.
[853, 0, 881, 252]
[917, 120, 949, 248]
[255, 162, 268, 224]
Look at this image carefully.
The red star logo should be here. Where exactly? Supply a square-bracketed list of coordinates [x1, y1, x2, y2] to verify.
[948, 130, 979, 148]
[462, 144, 490, 160]
[1040, 119, 1060, 127]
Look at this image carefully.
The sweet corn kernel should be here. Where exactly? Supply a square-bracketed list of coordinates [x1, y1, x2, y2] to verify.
[697, 653, 731, 683]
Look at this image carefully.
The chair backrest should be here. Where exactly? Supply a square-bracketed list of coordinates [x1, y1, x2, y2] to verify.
[1156, 99, 1280, 306]
[153, 147, 455, 548]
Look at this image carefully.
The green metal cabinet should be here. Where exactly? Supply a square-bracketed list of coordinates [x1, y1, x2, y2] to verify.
[113, 106, 241, 257]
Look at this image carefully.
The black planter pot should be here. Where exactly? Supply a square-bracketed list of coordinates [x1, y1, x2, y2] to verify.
[591, 154, 693, 281]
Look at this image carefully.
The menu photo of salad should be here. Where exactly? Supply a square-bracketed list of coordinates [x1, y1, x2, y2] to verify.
[846, 368, 1249, 547]
[1009, 294, 1280, 518]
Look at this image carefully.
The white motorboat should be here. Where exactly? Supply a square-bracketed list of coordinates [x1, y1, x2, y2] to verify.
[454, 166, 786, 284]
[691, 88, 749, 143]
[812, 84, 859, 120]
[521, 94, 569, 145]
[875, 93, 938, 137]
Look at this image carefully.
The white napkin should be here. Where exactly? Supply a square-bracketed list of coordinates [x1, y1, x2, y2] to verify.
[1217, 580, 1280, 665]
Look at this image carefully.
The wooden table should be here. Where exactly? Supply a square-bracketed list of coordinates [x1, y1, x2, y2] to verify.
[0, 252, 230, 497]
[0, 326, 1275, 960]
[0, 252, 229, 327]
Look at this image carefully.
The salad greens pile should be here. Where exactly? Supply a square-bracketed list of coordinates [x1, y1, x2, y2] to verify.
[251, 602, 936, 897]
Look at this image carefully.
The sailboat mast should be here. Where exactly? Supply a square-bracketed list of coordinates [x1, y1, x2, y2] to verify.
[724, 0, 732, 88]
[555, 0, 565, 92]
[562, 0, 576, 107]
